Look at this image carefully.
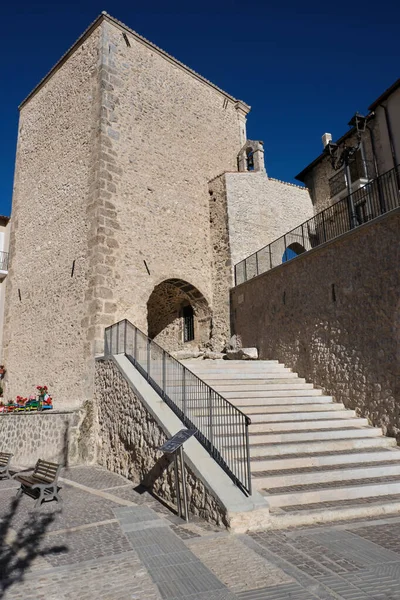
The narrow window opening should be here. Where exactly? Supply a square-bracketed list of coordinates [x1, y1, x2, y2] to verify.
[331, 283, 336, 302]
[122, 33, 131, 47]
[246, 148, 255, 171]
[183, 305, 194, 342]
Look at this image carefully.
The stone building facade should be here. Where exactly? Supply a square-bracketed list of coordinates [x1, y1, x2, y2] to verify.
[296, 79, 400, 214]
[3, 12, 313, 407]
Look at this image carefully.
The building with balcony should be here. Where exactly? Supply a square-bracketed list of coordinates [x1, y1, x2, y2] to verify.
[295, 78, 400, 214]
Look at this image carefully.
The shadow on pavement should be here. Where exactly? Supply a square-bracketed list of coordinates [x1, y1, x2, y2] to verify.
[0, 493, 67, 598]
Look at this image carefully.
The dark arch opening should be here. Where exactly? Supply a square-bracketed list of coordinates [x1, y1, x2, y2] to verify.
[147, 279, 211, 352]
[282, 242, 306, 264]
[246, 147, 255, 171]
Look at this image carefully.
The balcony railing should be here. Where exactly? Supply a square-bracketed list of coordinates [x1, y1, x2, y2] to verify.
[328, 156, 375, 198]
[235, 165, 400, 285]
[104, 319, 252, 496]
[0, 251, 9, 272]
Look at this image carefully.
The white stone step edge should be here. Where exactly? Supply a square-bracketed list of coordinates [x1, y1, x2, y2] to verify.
[221, 389, 323, 398]
[246, 428, 381, 444]
[268, 499, 400, 529]
[233, 396, 334, 406]
[197, 373, 299, 380]
[266, 480, 400, 508]
[254, 463, 400, 490]
[250, 436, 397, 457]
[246, 409, 356, 420]
[213, 383, 314, 391]
[249, 418, 369, 432]
[250, 449, 400, 472]
[240, 404, 348, 414]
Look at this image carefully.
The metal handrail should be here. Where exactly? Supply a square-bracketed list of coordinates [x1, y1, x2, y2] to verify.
[235, 164, 400, 285]
[104, 319, 252, 496]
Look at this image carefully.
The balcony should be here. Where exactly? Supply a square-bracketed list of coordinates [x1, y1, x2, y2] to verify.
[0, 251, 9, 279]
[328, 154, 374, 198]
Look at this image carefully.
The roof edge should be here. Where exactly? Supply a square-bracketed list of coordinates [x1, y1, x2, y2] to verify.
[19, 11, 251, 112]
[295, 121, 369, 183]
[368, 78, 400, 111]
[19, 13, 105, 109]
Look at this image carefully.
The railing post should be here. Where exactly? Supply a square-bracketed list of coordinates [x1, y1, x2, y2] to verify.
[321, 211, 327, 243]
[182, 368, 186, 417]
[134, 326, 138, 364]
[124, 320, 127, 355]
[162, 351, 166, 398]
[245, 421, 252, 496]
[147, 338, 151, 380]
[209, 388, 213, 448]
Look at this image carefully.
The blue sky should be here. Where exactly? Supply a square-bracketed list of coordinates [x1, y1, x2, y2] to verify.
[1, 0, 399, 216]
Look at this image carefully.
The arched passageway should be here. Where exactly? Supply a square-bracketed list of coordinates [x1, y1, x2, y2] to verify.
[147, 279, 212, 353]
[282, 242, 306, 264]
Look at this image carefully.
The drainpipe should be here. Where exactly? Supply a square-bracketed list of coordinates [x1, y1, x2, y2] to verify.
[381, 102, 400, 199]
[366, 119, 379, 177]
[367, 119, 386, 213]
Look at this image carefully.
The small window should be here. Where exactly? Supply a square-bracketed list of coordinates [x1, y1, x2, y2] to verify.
[183, 305, 194, 342]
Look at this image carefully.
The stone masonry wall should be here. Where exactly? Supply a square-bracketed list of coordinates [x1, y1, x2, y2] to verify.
[209, 171, 313, 340]
[231, 209, 400, 439]
[3, 27, 102, 408]
[89, 19, 246, 354]
[0, 411, 80, 466]
[224, 172, 314, 266]
[95, 358, 227, 525]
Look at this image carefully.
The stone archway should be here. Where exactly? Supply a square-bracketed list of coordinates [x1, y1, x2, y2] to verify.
[282, 242, 306, 263]
[147, 279, 212, 353]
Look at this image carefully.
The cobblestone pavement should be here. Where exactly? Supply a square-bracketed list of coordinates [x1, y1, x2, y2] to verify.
[2, 466, 400, 598]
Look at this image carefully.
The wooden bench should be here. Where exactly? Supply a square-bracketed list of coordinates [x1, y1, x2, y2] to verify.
[0, 452, 13, 479]
[14, 459, 62, 508]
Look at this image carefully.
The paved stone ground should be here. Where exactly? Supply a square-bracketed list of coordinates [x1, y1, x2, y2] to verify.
[2, 466, 400, 599]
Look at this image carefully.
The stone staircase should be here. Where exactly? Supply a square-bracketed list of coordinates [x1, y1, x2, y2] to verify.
[183, 359, 400, 528]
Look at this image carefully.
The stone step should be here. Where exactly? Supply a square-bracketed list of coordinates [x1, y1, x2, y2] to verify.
[242, 403, 349, 414]
[213, 382, 313, 392]
[183, 360, 280, 365]
[249, 418, 369, 432]
[220, 389, 323, 399]
[264, 477, 400, 508]
[249, 436, 397, 457]
[246, 427, 382, 445]
[184, 365, 292, 378]
[195, 375, 300, 384]
[195, 374, 300, 383]
[269, 496, 400, 529]
[253, 462, 400, 490]
[248, 409, 357, 420]
[250, 448, 400, 472]
[233, 396, 334, 407]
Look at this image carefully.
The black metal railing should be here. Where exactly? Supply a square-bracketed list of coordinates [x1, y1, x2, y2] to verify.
[235, 165, 400, 285]
[104, 319, 252, 496]
[0, 251, 9, 272]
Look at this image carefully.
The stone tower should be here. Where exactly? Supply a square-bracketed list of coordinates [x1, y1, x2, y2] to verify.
[3, 13, 250, 408]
